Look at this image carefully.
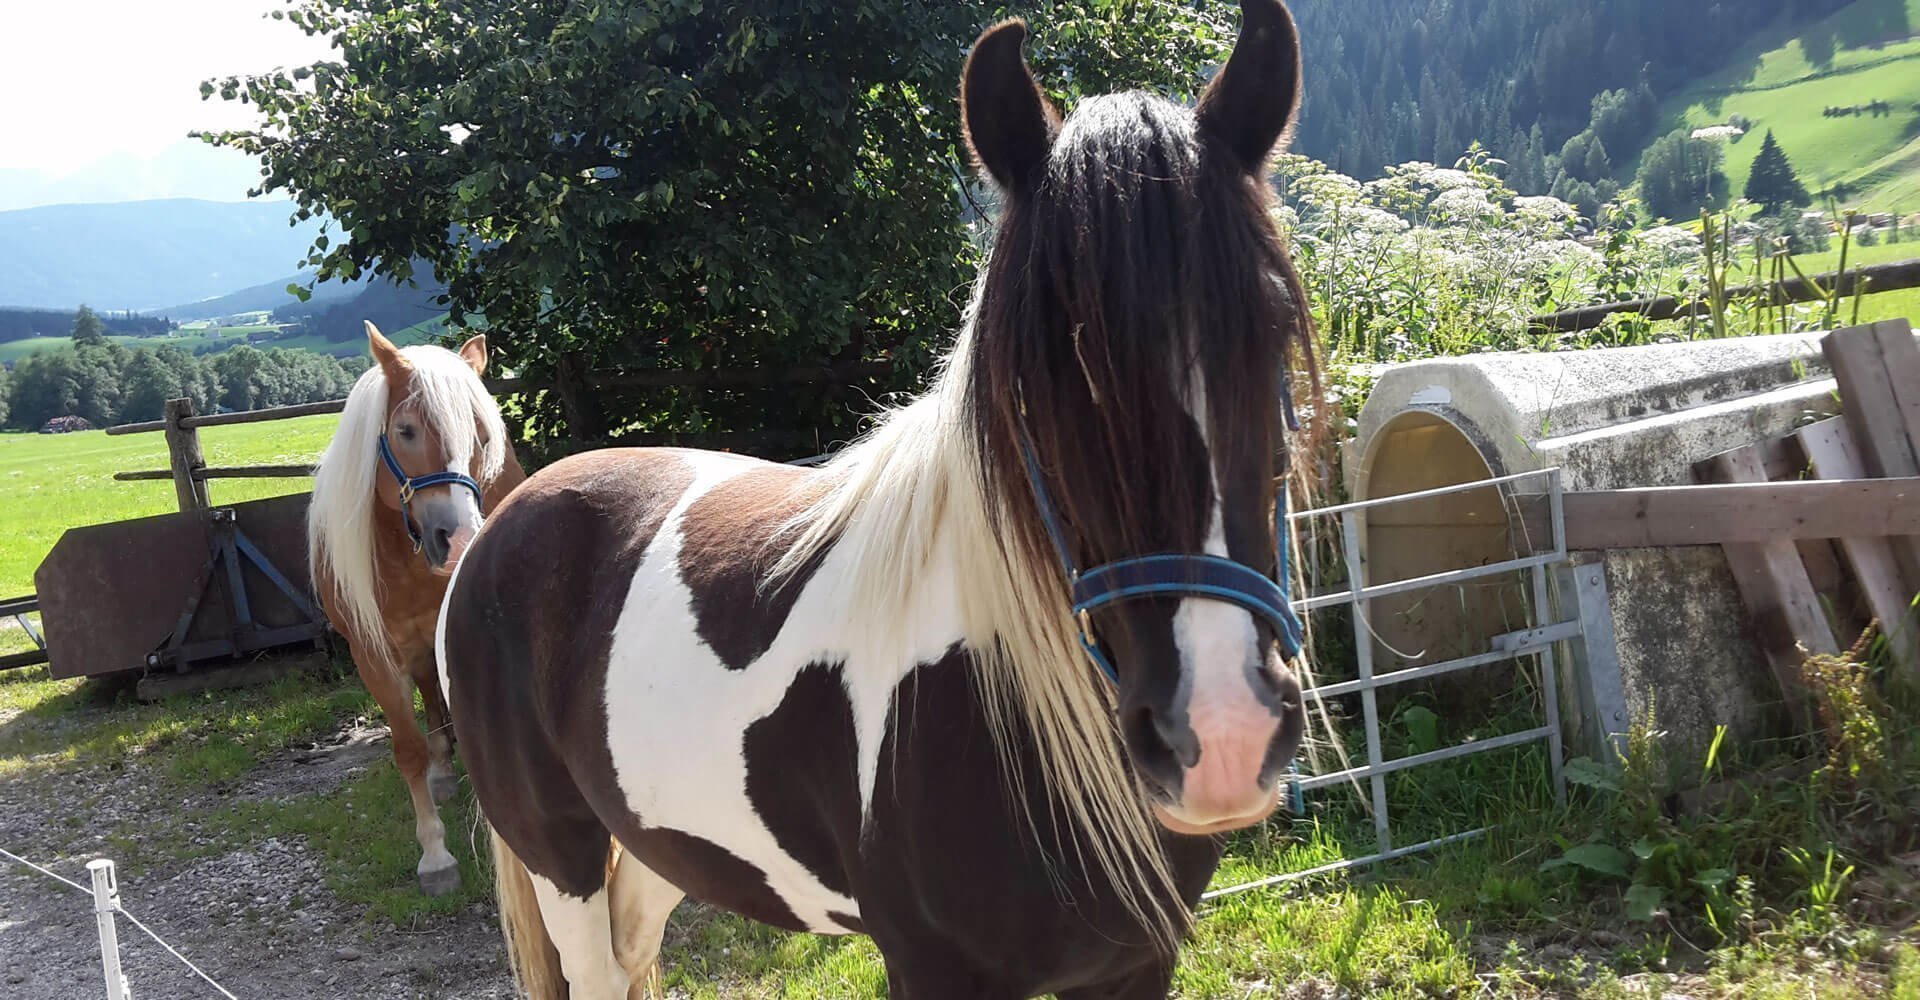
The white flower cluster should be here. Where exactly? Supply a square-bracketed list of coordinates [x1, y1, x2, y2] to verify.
[1273, 152, 1716, 364]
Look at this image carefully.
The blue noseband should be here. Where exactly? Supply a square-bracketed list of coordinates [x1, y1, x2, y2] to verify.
[378, 433, 483, 552]
[1015, 416, 1306, 688]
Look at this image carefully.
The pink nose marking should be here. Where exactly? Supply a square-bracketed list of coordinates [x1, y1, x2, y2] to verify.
[1178, 697, 1283, 825]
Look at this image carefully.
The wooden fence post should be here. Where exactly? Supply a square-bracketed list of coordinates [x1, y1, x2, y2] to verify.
[163, 397, 208, 512]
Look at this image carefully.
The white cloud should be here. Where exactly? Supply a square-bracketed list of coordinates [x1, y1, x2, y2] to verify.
[0, 0, 334, 173]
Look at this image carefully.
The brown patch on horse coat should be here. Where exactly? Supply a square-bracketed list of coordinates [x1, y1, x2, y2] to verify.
[676, 465, 832, 671]
[445, 448, 699, 896]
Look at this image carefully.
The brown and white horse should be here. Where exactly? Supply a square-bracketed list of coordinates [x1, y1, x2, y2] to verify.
[442, 1, 1315, 995]
[309, 322, 525, 896]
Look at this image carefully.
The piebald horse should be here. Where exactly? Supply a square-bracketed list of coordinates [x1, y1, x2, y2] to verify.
[309, 322, 525, 896]
[442, 1, 1315, 995]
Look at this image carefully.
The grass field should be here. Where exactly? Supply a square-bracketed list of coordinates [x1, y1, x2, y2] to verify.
[0, 319, 412, 365]
[1666, 0, 1920, 212]
[0, 415, 339, 599]
[0, 326, 288, 364]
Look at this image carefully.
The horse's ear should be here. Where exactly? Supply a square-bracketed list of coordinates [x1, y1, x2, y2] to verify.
[366, 321, 410, 383]
[962, 19, 1060, 194]
[1196, 0, 1303, 173]
[457, 334, 487, 376]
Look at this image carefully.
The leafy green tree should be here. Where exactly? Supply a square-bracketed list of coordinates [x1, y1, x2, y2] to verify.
[205, 0, 1229, 450]
[1635, 128, 1727, 220]
[70, 305, 107, 347]
[121, 350, 181, 423]
[0, 365, 11, 427]
[1744, 130, 1810, 216]
[9, 352, 82, 429]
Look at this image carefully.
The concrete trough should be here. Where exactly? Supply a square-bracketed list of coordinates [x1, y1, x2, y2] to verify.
[1347, 332, 1842, 756]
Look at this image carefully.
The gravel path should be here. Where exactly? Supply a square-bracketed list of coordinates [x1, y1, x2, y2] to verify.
[0, 722, 517, 1000]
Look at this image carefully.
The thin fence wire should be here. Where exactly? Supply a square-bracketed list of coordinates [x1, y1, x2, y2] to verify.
[0, 845, 89, 894]
[117, 908, 240, 1000]
[0, 844, 243, 999]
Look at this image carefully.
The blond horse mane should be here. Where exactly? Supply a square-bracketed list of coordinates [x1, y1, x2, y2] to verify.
[308, 345, 507, 671]
[769, 306, 1192, 950]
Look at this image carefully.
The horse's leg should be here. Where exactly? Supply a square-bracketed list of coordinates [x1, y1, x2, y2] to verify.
[355, 644, 460, 896]
[416, 664, 459, 806]
[607, 846, 684, 999]
[527, 870, 630, 1000]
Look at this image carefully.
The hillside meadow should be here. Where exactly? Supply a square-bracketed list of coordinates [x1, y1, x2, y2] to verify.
[1668, 0, 1920, 210]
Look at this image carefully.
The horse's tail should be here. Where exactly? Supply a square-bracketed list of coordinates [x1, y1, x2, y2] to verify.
[491, 828, 566, 1000]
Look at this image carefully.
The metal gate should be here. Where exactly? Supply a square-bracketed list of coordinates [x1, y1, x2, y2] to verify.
[1208, 467, 1599, 899]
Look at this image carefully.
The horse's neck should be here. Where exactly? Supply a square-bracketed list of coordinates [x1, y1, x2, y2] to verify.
[486, 446, 529, 513]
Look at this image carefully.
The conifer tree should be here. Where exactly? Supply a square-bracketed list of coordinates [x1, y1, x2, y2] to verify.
[1745, 131, 1811, 215]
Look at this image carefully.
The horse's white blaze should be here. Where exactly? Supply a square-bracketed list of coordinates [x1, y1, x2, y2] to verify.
[1169, 369, 1278, 823]
[601, 450, 969, 934]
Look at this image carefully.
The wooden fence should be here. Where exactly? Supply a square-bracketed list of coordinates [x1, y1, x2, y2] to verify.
[1529, 259, 1920, 333]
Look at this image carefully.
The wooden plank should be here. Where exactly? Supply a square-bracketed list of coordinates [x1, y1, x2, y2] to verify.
[1824, 321, 1920, 594]
[163, 398, 208, 512]
[115, 464, 318, 483]
[1512, 477, 1920, 549]
[1797, 419, 1920, 684]
[1703, 446, 1830, 732]
[1872, 318, 1920, 459]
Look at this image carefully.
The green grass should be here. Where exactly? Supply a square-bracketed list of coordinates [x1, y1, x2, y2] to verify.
[0, 662, 371, 780]
[1662, 0, 1920, 212]
[0, 326, 302, 364]
[0, 414, 339, 598]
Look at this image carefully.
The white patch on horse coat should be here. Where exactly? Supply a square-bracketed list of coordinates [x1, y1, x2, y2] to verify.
[434, 535, 474, 713]
[600, 451, 969, 934]
[527, 872, 630, 1000]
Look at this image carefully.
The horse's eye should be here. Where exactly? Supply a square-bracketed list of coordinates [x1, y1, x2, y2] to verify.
[397, 425, 417, 442]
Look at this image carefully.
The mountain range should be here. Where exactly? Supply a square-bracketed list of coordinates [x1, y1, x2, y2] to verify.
[0, 198, 322, 312]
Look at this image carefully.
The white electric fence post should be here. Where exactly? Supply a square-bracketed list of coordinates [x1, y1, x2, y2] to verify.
[87, 859, 132, 1000]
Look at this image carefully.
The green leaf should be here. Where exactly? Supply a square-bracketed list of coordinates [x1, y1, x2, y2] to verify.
[1693, 868, 1732, 890]
[1624, 883, 1664, 922]
[1400, 705, 1439, 754]
[1540, 843, 1632, 879]
[1563, 757, 1621, 792]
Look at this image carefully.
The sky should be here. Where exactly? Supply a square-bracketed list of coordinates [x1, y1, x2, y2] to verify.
[0, 0, 334, 200]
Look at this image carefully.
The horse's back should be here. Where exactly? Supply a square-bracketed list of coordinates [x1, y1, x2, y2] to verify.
[440, 446, 819, 898]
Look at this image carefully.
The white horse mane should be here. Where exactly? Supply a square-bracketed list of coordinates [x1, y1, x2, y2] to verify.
[308, 345, 507, 671]
[770, 306, 1189, 948]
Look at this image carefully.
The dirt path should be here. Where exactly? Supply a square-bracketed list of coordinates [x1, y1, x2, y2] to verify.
[0, 722, 516, 1000]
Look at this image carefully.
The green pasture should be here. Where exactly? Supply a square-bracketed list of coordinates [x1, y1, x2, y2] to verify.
[0, 327, 278, 364]
[1666, 0, 1920, 212]
[0, 415, 338, 599]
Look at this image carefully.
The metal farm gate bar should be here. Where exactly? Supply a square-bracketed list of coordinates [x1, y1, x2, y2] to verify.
[1208, 467, 1597, 899]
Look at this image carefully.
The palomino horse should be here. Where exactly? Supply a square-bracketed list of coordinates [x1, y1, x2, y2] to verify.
[309, 322, 524, 896]
[441, 0, 1314, 994]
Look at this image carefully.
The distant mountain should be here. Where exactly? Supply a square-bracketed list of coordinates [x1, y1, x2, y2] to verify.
[0, 199, 322, 311]
[161, 272, 367, 323]
[0, 141, 268, 212]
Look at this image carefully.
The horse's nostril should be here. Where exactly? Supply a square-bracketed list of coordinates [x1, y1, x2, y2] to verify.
[1129, 704, 1199, 775]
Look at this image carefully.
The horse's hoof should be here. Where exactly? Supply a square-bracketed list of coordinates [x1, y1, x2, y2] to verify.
[428, 770, 459, 805]
[418, 863, 462, 897]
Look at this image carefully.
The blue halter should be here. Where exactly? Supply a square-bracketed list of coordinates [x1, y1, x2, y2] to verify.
[378, 434, 483, 551]
[1015, 413, 1306, 687]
